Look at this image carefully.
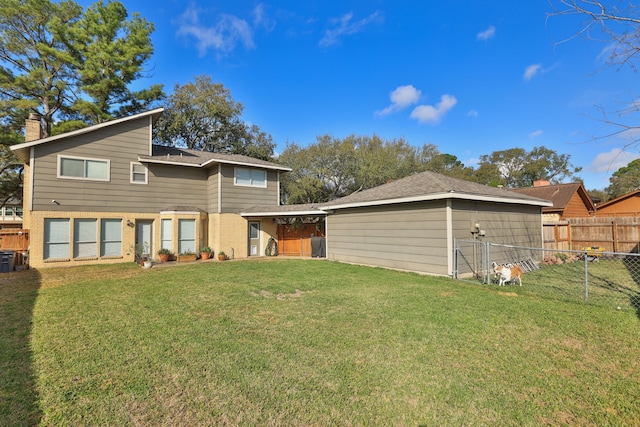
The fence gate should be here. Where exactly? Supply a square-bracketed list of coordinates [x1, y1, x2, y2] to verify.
[454, 239, 489, 284]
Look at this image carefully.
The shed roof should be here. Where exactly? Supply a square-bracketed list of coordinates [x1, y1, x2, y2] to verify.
[242, 171, 551, 216]
[321, 171, 551, 210]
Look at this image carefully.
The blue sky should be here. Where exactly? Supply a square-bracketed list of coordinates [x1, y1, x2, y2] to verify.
[103, 1, 640, 190]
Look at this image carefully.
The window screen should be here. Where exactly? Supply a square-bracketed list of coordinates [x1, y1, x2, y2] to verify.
[178, 219, 196, 253]
[74, 219, 97, 258]
[44, 219, 70, 259]
[101, 219, 122, 257]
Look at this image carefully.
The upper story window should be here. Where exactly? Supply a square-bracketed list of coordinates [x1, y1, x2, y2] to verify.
[234, 167, 266, 188]
[58, 155, 110, 181]
[130, 162, 148, 184]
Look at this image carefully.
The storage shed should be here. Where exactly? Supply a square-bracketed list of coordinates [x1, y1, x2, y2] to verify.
[319, 171, 551, 276]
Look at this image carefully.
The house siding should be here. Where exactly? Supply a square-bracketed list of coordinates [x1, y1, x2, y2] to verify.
[207, 165, 220, 213]
[219, 164, 279, 213]
[596, 194, 640, 217]
[451, 200, 542, 247]
[30, 117, 209, 213]
[325, 199, 543, 277]
[563, 193, 592, 218]
[326, 201, 450, 275]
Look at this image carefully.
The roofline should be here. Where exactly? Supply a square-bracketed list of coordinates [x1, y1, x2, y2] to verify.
[241, 209, 327, 217]
[11, 108, 164, 163]
[139, 158, 202, 168]
[323, 192, 553, 210]
[12, 108, 164, 151]
[200, 157, 292, 171]
[595, 189, 640, 209]
[140, 156, 292, 171]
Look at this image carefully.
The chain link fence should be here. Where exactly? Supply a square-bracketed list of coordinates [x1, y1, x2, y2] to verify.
[454, 239, 640, 310]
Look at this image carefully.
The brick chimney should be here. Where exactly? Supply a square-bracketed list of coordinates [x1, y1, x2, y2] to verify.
[533, 179, 551, 187]
[25, 113, 43, 142]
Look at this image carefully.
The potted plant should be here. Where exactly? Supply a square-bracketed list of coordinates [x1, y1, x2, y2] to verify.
[177, 250, 197, 262]
[217, 251, 227, 261]
[200, 246, 213, 260]
[157, 248, 172, 263]
[135, 243, 148, 266]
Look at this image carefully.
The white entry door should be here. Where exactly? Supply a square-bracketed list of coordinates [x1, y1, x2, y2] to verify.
[136, 220, 153, 258]
[249, 221, 260, 256]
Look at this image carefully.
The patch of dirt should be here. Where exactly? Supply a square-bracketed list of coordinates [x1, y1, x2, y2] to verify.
[497, 291, 518, 297]
[249, 289, 310, 300]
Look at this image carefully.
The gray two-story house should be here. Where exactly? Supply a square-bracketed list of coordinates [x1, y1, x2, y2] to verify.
[11, 108, 291, 268]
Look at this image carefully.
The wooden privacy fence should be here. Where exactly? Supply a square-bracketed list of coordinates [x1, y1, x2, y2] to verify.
[0, 228, 29, 251]
[543, 217, 640, 253]
[0, 229, 29, 269]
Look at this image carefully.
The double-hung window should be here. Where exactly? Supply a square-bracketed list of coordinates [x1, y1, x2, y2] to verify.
[58, 155, 110, 181]
[74, 219, 97, 258]
[44, 218, 70, 259]
[101, 219, 122, 257]
[161, 219, 172, 251]
[178, 219, 196, 254]
[234, 167, 266, 188]
[130, 162, 148, 184]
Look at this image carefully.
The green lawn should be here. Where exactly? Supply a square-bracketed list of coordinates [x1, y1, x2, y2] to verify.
[1, 259, 639, 426]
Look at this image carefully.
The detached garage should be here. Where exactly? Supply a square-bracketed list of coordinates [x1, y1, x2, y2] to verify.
[319, 171, 551, 276]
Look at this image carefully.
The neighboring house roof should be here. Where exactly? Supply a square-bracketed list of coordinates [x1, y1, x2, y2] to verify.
[242, 171, 551, 216]
[320, 171, 551, 210]
[11, 108, 164, 164]
[139, 145, 291, 172]
[595, 189, 640, 213]
[510, 183, 596, 215]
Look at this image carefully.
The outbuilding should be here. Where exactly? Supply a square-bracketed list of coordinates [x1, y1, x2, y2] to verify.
[244, 171, 552, 276]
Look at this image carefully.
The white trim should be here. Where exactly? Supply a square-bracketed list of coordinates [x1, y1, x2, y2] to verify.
[138, 157, 203, 168]
[12, 108, 164, 151]
[130, 162, 148, 184]
[241, 210, 326, 217]
[139, 156, 291, 172]
[446, 199, 453, 277]
[217, 164, 222, 214]
[28, 147, 35, 212]
[159, 210, 202, 215]
[201, 158, 291, 171]
[57, 155, 110, 182]
[324, 192, 553, 211]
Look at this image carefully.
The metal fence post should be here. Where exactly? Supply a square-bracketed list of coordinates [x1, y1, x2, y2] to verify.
[584, 252, 589, 300]
[485, 240, 491, 284]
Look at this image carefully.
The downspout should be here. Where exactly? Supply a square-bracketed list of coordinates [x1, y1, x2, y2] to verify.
[446, 199, 453, 277]
[28, 147, 35, 212]
[217, 163, 222, 214]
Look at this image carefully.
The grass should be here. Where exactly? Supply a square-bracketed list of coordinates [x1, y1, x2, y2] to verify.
[1, 259, 639, 426]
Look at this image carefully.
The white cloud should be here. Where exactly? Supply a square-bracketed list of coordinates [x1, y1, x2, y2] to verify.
[410, 94, 457, 125]
[467, 109, 479, 118]
[529, 129, 543, 139]
[477, 25, 496, 41]
[176, 4, 255, 56]
[253, 3, 275, 31]
[523, 64, 542, 81]
[590, 148, 640, 173]
[319, 11, 383, 47]
[375, 85, 421, 117]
